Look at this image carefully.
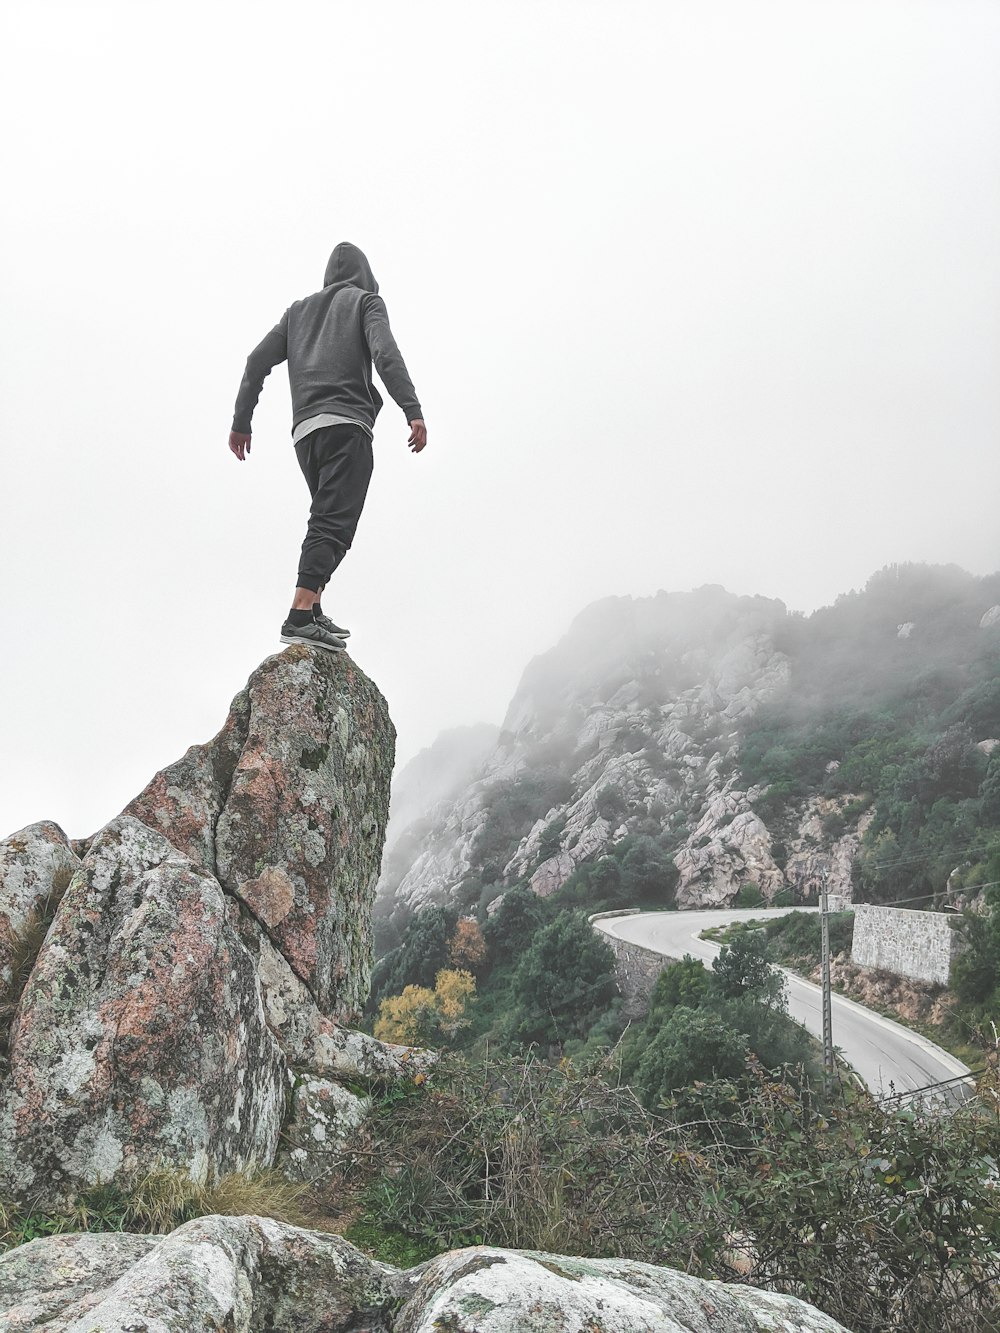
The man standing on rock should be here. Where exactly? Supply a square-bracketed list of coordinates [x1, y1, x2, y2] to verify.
[229, 242, 426, 651]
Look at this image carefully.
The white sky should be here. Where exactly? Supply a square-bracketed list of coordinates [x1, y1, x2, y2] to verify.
[2, 0, 999, 839]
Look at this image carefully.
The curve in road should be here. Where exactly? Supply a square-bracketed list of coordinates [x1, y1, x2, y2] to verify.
[596, 907, 975, 1107]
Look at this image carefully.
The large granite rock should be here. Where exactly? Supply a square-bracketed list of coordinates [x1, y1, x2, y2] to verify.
[0, 821, 78, 989]
[0, 1215, 408, 1332]
[0, 1224, 849, 1332]
[125, 646, 396, 1021]
[0, 647, 410, 1205]
[395, 1246, 849, 1332]
[0, 818, 286, 1203]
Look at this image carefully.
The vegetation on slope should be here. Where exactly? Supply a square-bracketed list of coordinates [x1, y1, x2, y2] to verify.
[741, 564, 1000, 906]
[337, 1053, 1000, 1333]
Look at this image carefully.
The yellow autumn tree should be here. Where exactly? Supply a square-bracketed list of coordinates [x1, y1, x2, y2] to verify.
[374, 969, 476, 1046]
[448, 917, 487, 972]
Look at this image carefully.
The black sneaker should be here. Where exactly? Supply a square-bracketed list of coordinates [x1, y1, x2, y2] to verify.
[280, 620, 347, 652]
[314, 612, 351, 638]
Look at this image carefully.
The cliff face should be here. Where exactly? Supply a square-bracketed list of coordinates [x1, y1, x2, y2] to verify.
[377, 566, 1000, 930]
[378, 587, 800, 927]
[0, 646, 411, 1206]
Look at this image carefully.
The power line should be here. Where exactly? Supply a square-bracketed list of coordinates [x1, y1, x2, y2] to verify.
[876, 1066, 989, 1106]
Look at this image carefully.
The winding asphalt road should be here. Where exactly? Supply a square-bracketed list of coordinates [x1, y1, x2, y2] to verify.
[595, 907, 975, 1106]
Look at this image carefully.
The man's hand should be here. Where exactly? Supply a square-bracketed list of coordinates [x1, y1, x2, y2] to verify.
[229, 431, 252, 461]
[407, 419, 427, 453]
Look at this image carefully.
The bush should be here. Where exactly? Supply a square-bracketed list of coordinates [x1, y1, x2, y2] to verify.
[632, 1006, 749, 1106]
[596, 785, 628, 822]
[735, 882, 764, 909]
[375, 969, 476, 1046]
[511, 912, 618, 1048]
[340, 1050, 1000, 1333]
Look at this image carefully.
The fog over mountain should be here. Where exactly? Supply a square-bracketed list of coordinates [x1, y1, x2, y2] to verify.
[385, 723, 499, 853]
[377, 563, 1000, 948]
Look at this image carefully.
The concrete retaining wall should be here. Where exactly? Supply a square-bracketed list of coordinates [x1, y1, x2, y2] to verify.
[851, 903, 964, 986]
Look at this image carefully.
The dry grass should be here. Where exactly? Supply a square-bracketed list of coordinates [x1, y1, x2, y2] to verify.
[0, 1165, 318, 1252]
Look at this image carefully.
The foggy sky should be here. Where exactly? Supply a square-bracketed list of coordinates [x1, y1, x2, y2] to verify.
[2, 0, 999, 838]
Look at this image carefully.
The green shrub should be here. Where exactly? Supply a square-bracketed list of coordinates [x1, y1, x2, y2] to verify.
[511, 912, 617, 1047]
[596, 785, 628, 823]
[735, 882, 764, 909]
[341, 1050, 1000, 1333]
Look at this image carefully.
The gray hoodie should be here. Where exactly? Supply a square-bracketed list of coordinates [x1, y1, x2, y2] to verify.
[232, 242, 422, 436]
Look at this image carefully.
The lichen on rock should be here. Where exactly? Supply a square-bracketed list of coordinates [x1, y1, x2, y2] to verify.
[0, 817, 287, 1205]
[0, 821, 79, 990]
[393, 1246, 850, 1333]
[124, 646, 396, 1022]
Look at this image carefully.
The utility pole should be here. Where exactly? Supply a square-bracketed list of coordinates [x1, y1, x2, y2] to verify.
[820, 870, 834, 1075]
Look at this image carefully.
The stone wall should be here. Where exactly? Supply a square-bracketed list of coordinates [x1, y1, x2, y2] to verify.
[851, 903, 965, 986]
[591, 911, 675, 1018]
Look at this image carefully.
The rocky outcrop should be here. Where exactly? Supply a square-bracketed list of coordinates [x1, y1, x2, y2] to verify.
[0, 1221, 849, 1332]
[380, 569, 1000, 927]
[0, 1216, 408, 1332]
[0, 647, 411, 1207]
[783, 796, 874, 902]
[0, 818, 286, 1201]
[125, 646, 394, 1019]
[378, 589, 796, 925]
[674, 786, 784, 908]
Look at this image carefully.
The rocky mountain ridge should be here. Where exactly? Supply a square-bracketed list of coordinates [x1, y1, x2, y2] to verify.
[377, 568, 1000, 935]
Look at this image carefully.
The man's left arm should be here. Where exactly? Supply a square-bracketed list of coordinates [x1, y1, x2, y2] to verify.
[229, 310, 289, 460]
[362, 295, 424, 444]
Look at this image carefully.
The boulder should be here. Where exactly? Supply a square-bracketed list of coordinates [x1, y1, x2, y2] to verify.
[279, 1075, 369, 1183]
[394, 1246, 849, 1332]
[0, 817, 286, 1205]
[0, 1231, 160, 1331]
[0, 821, 79, 989]
[124, 646, 395, 1021]
[0, 1225, 849, 1332]
[0, 1215, 408, 1332]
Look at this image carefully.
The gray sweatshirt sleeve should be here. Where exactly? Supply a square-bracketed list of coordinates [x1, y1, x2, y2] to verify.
[362, 295, 422, 421]
[231, 310, 289, 433]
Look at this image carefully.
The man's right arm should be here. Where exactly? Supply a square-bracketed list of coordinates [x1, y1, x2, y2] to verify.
[231, 310, 289, 437]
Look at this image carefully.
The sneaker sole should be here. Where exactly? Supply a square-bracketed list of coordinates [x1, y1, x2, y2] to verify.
[279, 634, 346, 653]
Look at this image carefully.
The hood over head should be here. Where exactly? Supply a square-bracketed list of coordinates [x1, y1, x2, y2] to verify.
[323, 242, 378, 293]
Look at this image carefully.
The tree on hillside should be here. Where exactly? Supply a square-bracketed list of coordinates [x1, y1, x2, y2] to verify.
[448, 917, 487, 972]
[369, 905, 458, 1011]
[374, 968, 476, 1047]
[481, 883, 555, 966]
[713, 931, 785, 1008]
[649, 954, 713, 1017]
[512, 912, 617, 1047]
